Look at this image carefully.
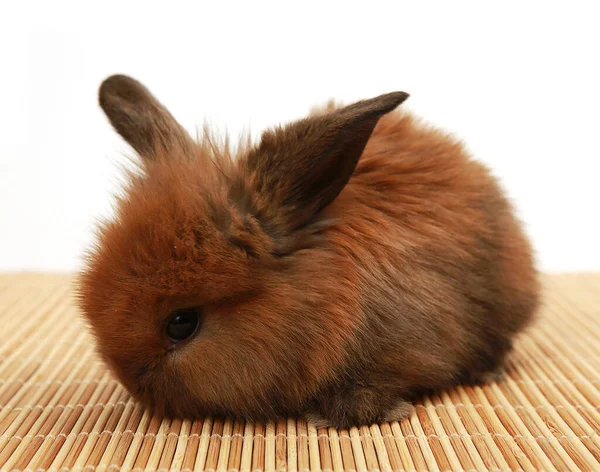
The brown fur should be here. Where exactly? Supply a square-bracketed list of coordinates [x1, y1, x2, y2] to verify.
[78, 75, 539, 428]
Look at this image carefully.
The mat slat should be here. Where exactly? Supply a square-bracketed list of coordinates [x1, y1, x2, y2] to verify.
[0, 273, 598, 471]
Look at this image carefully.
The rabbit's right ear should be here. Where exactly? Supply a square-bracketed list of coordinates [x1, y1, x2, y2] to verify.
[235, 91, 409, 244]
[99, 75, 194, 159]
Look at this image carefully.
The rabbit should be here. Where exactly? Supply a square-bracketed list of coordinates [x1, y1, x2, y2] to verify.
[77, 74, 539, 429]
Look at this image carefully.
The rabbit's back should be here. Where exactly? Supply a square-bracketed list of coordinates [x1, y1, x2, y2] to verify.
[317, 111, 539, 394]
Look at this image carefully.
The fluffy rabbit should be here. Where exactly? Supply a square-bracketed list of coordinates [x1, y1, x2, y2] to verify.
[78, 74, 539, 428]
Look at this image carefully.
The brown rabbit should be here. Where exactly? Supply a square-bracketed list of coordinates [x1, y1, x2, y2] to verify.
[78, 74, 539, 428]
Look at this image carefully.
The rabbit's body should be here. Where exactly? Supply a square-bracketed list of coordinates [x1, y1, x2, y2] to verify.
[79, 75, 539, 428]
[302, 110, 538, 426]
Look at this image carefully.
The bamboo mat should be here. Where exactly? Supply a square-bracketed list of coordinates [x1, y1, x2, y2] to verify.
[0, 274, 599, 472]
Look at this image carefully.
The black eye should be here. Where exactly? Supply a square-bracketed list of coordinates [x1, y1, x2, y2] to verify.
[166, 307, 201, 344]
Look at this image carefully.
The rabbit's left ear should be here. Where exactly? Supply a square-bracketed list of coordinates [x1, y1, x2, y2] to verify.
[99, 75, 194, 159]
[238, 91, 409, 235]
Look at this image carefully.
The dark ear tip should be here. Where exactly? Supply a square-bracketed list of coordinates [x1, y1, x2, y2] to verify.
[345, 91, 410, 119]
[99, 74, 135, 95]
[99, 74, 148, 107]
[380, 91, 410, 109]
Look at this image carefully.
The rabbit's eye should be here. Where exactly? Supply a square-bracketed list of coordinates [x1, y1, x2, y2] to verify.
[166, 307, 201, 344]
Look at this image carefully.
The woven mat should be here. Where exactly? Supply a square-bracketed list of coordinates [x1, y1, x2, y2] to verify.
[0, 274, 599, 472]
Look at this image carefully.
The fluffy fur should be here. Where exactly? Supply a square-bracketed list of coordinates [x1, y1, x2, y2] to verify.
[78, 75, 539, 428]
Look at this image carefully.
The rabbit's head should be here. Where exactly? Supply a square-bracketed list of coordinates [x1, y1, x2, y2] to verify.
[78, 75, 408, 418]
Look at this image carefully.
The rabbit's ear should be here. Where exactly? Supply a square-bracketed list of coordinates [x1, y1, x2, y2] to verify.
[240, 91, 409, 234]
[99, 75, 194, 159]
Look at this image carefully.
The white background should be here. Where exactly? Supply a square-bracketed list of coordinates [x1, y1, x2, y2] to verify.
[1, 1, 599, 272]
